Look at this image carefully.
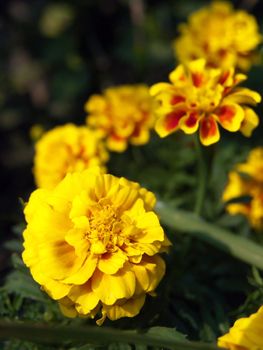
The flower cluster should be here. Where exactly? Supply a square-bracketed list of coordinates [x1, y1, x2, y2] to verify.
[22, 168, 170, 324]
[150, 59, 261, 146]
[218, 306, 263, 350]
[223, 147, 263, 231]
[85, 85, 156, 152]
[173, 1, 261, 71]
[34, 124, 109, 189]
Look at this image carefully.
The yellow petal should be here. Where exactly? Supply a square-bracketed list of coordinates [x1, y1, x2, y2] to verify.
[98, 250, 128, 274]
[91, 266, 136, 305]
[62, 254, 98, 285]
[102, 294, 146, 321]
[240, 107, 259, 137]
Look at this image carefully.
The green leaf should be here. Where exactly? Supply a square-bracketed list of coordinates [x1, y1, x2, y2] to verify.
[156, 201, 263, 270]
[0, 321, 222, 350]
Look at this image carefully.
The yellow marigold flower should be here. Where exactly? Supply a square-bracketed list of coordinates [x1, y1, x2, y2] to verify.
[223, 147, 263, 231]
[173, 1, 262, 71]
[218, 306, 263, 350]
[22, 168, 170, 324]
[85, 85, 156, 152]
[34, 124, 109, 189]
[150, 59, 261, 146]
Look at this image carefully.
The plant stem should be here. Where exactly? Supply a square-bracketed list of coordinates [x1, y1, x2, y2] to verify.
[194, 135, 207, 216]
[0, 320, 222, 350]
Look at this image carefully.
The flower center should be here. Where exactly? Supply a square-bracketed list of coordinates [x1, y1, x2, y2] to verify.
[86, 202, 126, 254]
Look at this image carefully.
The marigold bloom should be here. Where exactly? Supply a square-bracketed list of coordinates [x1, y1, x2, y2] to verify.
[34, 124, 109, 189]
[85, 85, 156, 152]
[22, 168, 170, 324]
[218, 306, 263, 350]
[150, 59, 261, 146]
[223, 147, 263, 231]
[173, 1, 262, 71]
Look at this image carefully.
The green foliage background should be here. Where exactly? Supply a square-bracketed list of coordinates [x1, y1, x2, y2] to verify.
[0, 0, 263, 349]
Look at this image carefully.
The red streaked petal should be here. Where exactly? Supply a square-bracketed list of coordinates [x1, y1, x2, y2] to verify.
[170, 95, 185, 105]
[155, 110, 186, 137]
[166, 110, 186, 131]
[179, 112, 200, 134]
[199, 116, 220, 146]
[216, 104, 244, 132]
[192, 73, 203, 87]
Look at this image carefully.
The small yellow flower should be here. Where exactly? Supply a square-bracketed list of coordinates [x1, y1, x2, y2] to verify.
[34, 124, 109, 189]
[150, 59, 261, 146]
[223, 147, 263, 231]
[22, 168, 170, 324]
[218, 306, 263, 350]
[85, 85, 156, 152]
[173, 1, 262, 71]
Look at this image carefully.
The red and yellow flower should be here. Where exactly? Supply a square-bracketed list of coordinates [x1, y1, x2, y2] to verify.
[173, 1, 261, 71]
[150, 59, 261, 146]
[22, 168, 170, 324]
[85, 85, 156, 152]
[223, 147, 263, 231]
[34, 124, 109, 189]
[218, 306, 263, 350]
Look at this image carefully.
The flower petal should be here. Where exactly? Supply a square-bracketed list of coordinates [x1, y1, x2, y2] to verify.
[216, 104, 244, 132]
[155, 110, 186, 137]
[179, 112, 200, 134]
[240, 107, 259, 137]
[91, 266, 136, 305]
[199, 115, 220, 146]
[224, 88, 261, 105]
[101, 294, 146, 323]
[62, 254, 98, 285]
[98, 250, 128, 274]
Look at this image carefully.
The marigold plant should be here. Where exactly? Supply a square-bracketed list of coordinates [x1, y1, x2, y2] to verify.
[34, 124, 109, 189]
[218, 306, 263, 350]
[85, 85, 156, 152]
[223, 147, 263, 231]
[22, 168, 170, 324]
[150, 59, 261, 146]
[173, 1, 262, 71]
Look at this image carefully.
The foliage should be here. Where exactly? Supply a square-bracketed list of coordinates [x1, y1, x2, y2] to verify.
[1, 0, 263, 349]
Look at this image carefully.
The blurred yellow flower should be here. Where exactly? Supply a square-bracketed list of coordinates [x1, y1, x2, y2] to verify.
[150, 59, 261, 146]
[223, 147, 263, 231]
[85, 85, 156, 152]
[34, 124, 109, 189]
[173, 1, 261, 71]
[22, 168, 170, 324]
[218, 306, 263, 349]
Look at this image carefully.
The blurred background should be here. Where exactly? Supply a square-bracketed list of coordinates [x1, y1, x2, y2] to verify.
[1, 0, 263, 344]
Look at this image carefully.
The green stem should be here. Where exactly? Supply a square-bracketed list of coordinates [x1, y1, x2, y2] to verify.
[156, 201, 263, 270]
[0, 321, 222, 350]
[194, 135, 207, 216]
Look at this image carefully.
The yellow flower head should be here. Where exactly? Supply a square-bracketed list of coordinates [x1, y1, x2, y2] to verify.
[34, 124, 109, 189]
[150, 59, 261, 146]
[218, 306, 263, 350]
[85, 85, 156, 152]
[173, 1, 262, 71]
[223, 147, 263, 231]
[22, 168, 170, 324]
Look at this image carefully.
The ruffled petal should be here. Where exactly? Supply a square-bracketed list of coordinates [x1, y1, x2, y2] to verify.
[101, 294, 146, 323]
[91, 266, 136, 305]
[98, 250, 128, 274]
[62, 254, 98, 285]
